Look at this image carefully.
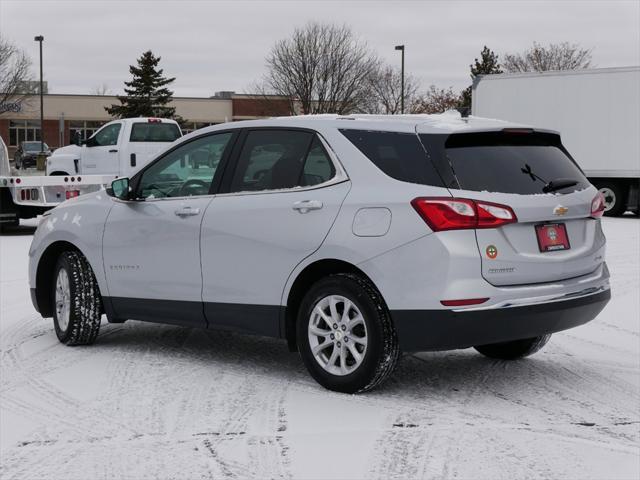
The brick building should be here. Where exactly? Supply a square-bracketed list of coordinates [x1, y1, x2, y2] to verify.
[0, 92, 292, 156]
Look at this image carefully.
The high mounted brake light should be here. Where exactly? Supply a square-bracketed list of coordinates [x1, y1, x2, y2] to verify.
[148, 118, 162, 123]
[411, 197, 517, 232]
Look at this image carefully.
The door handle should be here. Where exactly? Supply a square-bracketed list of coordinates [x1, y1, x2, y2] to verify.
[109, 149, 118, 153]
[292, 200, 323, 213]
[174, 206, 201, 217]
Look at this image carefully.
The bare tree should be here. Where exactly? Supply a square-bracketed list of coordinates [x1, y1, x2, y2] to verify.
[503, 42, 593, 73]
[361, 64, 420, 114]
[411, 85, 461, 114]
[90, 83, 112, 95]
[0, 35, 33, 107]
[264, 22, 379, 114]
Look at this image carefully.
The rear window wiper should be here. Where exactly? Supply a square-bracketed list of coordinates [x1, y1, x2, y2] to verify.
[542, 178, 579, 193]
[521, 164, 578, 193]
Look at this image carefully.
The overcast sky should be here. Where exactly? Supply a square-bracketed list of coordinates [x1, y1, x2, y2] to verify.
[1, 0, 639, 97]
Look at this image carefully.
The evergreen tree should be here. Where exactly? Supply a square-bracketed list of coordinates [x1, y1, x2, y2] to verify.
[106, 51, 177, 118]
[459, 46, 503, 109]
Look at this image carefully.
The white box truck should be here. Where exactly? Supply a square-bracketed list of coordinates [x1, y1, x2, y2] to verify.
[473, 66, 640, 216]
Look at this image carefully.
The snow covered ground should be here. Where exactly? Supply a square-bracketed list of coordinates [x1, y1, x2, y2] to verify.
[1, 217, 638, 480]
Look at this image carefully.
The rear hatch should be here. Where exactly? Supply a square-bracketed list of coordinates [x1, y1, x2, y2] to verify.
[420, 129, 605, 286]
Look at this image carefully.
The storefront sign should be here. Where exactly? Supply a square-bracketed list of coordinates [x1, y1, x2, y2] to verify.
[0, 101, 22, 113]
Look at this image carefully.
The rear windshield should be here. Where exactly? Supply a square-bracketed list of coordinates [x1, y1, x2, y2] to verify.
[438, 131, 589, 195]
[340, 129, 443, 187]
[130, 123, 182, 142]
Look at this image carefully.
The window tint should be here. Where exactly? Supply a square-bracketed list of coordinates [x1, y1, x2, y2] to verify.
[230, 130, 314, 192]
[340, 129, 443, 187]
[92, 123, 121, 146]
[440, 132, 589, 195]
[130, 122, 182, 142]
[137, 132, 233, 199]
[301, 137, 335, 186]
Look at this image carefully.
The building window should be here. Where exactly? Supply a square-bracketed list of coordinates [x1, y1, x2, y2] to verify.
[8, 120, 41, 146]
[181, 122, 217, 135]
[69, 120, 106, 144]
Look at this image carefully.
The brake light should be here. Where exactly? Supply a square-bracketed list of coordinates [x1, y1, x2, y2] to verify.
[148, 118, 162, 123]
[591, 192, 605, 218]
[65, 190, 80, 199]
[411, 197, 517, 231]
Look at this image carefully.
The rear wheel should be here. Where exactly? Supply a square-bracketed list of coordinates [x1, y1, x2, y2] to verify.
[297, 273, 399, 393]
[474, 335, 551, 360]
[595, 181, 627, 216]
[52, 251, 102, 345]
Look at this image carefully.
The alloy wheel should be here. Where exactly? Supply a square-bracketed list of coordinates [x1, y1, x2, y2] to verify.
[307, 295, 368, 376]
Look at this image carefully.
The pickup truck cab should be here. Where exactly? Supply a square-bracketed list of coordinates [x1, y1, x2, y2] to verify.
[47, 118, 182, 177]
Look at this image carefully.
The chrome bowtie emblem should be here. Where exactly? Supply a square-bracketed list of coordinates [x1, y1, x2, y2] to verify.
[553, 205, 569, 216]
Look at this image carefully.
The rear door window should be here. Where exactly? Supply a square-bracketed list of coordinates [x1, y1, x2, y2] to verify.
[229, 130, 334, 192]
[438, 131, 589, 195]
[130, 122, 182, 142]
[340, 129, 443, 187]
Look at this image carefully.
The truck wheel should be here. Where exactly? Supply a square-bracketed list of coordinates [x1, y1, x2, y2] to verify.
[595, 181, 627, 216]
[474, 335, 551, 360]
[296, 273, 400, 393]
[52, 251, 102, 345]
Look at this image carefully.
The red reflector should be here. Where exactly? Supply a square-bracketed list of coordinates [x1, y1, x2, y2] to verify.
[591, 192, 605, 218]
[65, 190, 80, 200]
[15, 178, 21, 184]
[412, 197, 517, 232]
[440, 298, 489, 307]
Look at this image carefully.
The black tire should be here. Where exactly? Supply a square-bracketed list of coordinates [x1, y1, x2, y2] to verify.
[296, 273, 399, 394]
[594, 181, 627, 217]
[474, 334, 551, 360]
[52, 251, 102, 345]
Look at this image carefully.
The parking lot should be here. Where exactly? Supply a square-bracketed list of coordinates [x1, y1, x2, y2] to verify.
[1, 216, 638, 480]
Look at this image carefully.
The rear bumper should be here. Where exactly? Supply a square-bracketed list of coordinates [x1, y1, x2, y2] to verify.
[391, 287, 610, 352]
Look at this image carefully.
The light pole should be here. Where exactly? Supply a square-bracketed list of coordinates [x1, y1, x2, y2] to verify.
[395, 45, 405, 114]
[34, 35, 44, 153]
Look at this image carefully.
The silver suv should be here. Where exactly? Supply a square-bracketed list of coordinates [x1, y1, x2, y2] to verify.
[28, 114, 611, 393]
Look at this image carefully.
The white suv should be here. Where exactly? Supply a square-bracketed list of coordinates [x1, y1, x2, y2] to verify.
[28, 114, 611, 393]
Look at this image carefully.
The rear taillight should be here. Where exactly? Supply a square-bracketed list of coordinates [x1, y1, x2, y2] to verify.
[65, 190, 80, 200]
[591, 192, 605, 218]
[411, 197, 517, 231]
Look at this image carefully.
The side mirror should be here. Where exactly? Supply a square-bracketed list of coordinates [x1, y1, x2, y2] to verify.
[106, 177, 131, 200]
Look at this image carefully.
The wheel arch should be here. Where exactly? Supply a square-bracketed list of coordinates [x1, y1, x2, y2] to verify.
[282, 258, 380, 352]
[35, 240, 90, 317]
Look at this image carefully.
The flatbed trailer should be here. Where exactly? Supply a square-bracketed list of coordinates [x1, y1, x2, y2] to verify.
[0, 137, 114, 229]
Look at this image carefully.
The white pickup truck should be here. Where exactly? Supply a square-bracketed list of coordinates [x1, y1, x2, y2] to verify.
[47, 117, 182, 177]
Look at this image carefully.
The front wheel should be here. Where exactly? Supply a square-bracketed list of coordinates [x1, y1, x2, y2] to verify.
[297, 273, 399, 393]
[52, 251, 103, 345]
[474, 335, 551, 360]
